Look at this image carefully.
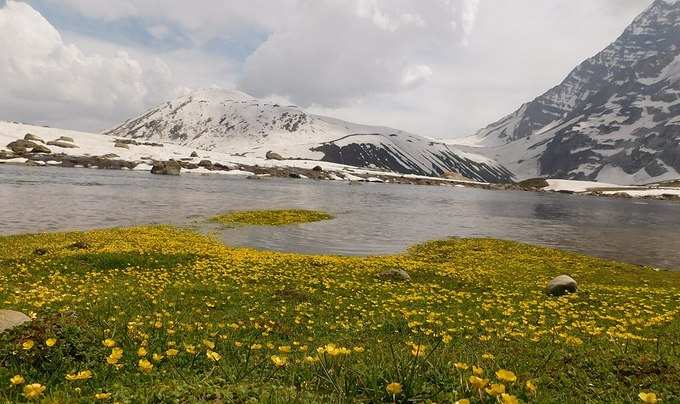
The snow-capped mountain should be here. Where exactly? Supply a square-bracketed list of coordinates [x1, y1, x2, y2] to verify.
[455, 0, 680, 185]
[105, 89, 513, 182]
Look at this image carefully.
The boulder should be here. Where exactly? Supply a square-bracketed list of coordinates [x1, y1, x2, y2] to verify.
[24, 134, 45, 143]
[198, 160, 213, 168]
[266, 151, 284, 160]
[378, 269, 411, 282]
[0, 150, 17, 160]
[30, 144, 51, 154]
[0, 310, 31, 333]
[7, 139, 40, 154]
[58, 136, 75, 143]
[546, 275, 577, 296]
[190, 151, 199, 158]
[151, 160, 181, 176]
[47, 140, 79, 149]
[114, 142, 130, 149]
[312, 165, 324, 172]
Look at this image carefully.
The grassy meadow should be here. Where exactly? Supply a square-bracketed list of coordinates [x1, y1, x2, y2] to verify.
[0, 210, 679, 403]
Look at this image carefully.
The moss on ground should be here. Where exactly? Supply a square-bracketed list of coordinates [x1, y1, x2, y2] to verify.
[211, 209, 333, 227]
[0, 224, 678, 403]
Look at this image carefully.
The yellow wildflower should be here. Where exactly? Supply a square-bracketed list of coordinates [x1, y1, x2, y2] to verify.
[45, 338, 57, 347]
[202, 339, 215, 349]
[95, 392, 112, 400]
[10, 375, 25, 386]
[486, 383, 506, 396]
[639, 392, 659, 404]
[526, 379, 537, 394]
[469, 375, 489, 390]
[23, 383, 45, 400]
[454, 362, 469, 370]
[278, 345, 291, 353]
[496, 369, 517, 383]
[473, 366, 484, 376]
[152, 353, 164, 362]
[250, 344, 262, 350]
[65, 370, 93, 381]
[501, 393, 519, 404]
[386, 382, 402, 396]
[271, 355, 287, 367]
[107, 348, 123, 365]
[455, 400, 470, 404]
[137, 347, 148, 357]
[102, 339, 117, 348]
[138, 359, 153, 373]
[206, 350, 222, 362]
[166, 348, 179, 357]
[22, 340, 34, 350]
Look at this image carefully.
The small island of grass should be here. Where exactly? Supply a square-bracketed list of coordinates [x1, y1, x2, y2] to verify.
[211, 209, 333, 226]
[0, 226, 678, 402]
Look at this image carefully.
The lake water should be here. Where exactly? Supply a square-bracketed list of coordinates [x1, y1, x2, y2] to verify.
[2, 165, 680, 270]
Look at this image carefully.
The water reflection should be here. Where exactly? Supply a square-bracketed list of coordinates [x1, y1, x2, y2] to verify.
[1, 165, 679, 270]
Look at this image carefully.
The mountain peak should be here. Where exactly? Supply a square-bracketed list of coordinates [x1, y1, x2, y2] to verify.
[455, 0, 680, 185]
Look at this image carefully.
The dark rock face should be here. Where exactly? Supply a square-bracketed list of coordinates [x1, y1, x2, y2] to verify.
[151, 160, 181, 176]
[469, 0, 680, 184]
[312, 142, 514, 183]
[190, 151, 199, 158]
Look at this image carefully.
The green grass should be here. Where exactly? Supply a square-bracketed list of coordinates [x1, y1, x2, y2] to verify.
[0, 224, 678, 403]
[210, 209, 333, 227]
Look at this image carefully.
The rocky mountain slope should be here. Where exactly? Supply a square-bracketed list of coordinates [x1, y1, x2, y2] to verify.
[105, 89, 513, 182]
[455, 0, 680, 185]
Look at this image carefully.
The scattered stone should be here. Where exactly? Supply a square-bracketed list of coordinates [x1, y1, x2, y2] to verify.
[378, 269, 411, 282]
[441, 171, 472, 181]
[266, 151, 284, 160]
[312, 165, 324, 172]
[518, 178, 549, 190]
[546, 275, 578, 296]
[30, 144, 51, 154]
[24, 133, 45, 143]
[69, 241, 90, 250]
[58, 136, 75, 143]
[198, 160, 213, 168]
[114, 142, 130, 149]
[190, 151, 199, 158]
[0, 310, 31, 333]
[47, 140, 79, 149]
[33, 248, 48, 256]
[151, 160, 181, 176]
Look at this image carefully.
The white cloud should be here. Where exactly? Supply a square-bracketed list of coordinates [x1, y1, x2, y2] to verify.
[0, 1, 177, 131]
[238, 0, 465, 107]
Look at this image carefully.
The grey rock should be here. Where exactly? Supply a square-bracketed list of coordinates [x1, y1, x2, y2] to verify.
[378, 268, 411, 282]
[546, 275, 578, 296]
[190, 151, 199, 158]
[47, 140, 79, 149]
[266, 151, 284, 160]
[151, 160, 181, 176]
[30, 144, 51, 154]
[114, 142, 130, 149]
[0, 150, 17, 159]
[58, 136, 75, 143]
[24, 133, 45, 143]
[312, 165, 323, 172]
[7, 139, 40, 153]
[0, 310, 31, 333]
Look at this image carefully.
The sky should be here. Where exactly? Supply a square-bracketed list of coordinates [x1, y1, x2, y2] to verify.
[0, 0, 652, 138]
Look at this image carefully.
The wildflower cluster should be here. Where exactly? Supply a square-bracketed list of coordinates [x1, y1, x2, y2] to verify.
[0, 224, 678, 402]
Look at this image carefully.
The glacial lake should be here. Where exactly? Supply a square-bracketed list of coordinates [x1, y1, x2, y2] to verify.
[2, 165, 680, 270]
